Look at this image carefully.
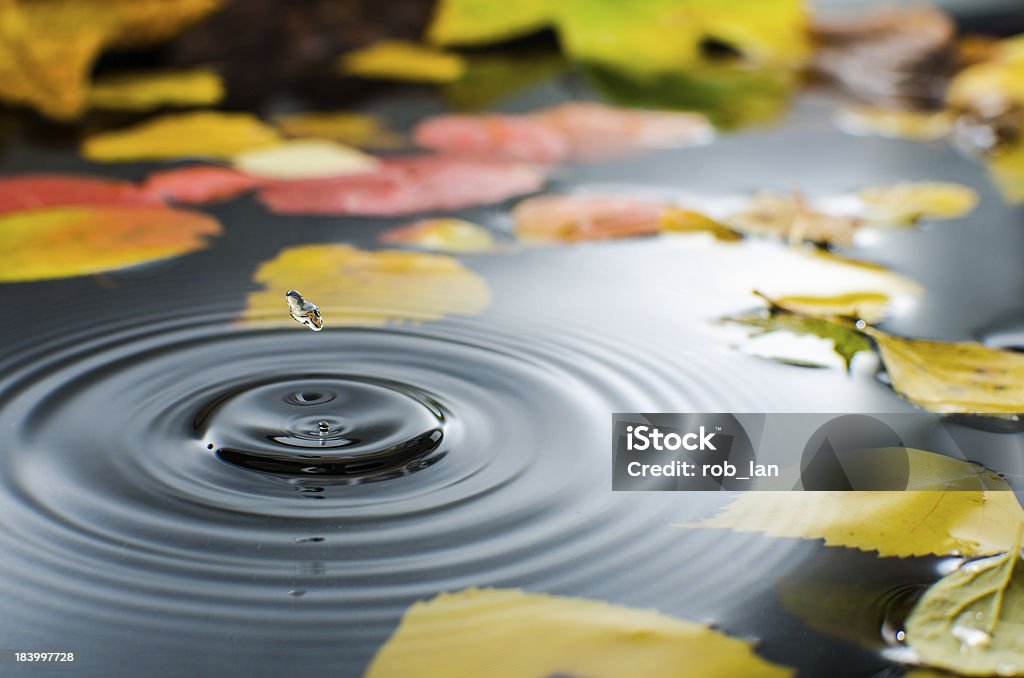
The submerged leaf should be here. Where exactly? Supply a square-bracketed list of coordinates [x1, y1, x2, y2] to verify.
[690, 448, 1024, 558]
[863, 326, 1024, 415]
[141, 165, 263, 204]
[380, 219, 496, 253]
[258, 156, 545, 216]
[88, 68, 224, 111]
[338, 40, 466, 83]
[513, 193, 665, 243]
[366, 588, 792, 678]
[0, 0, 222, 119]
[242, 244, 490, 326]
[0, 174, 160, 214]
[860, 182, 978, 225]
[0, 206, 220, 282]
[906, 531, 1024, 676]
[82, 112, 282, 162]
[233, 140, 378, 180]
[274, 112, 405, 149]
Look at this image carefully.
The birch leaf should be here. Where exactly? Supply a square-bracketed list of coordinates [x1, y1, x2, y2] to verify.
[338, 40, 466, 84]
[0, 205, 220, 282]
[242, 244, 490, 327]
[690, 448, 1024, 558]
[82, 112, 281, 162]
[366, 588, 792, 678]
[863, 326, 1024, 415]
[906, 531, 1024, 676]
[767, 292, 890, 324]
[88, 68, 223, 111]
[722, 308, 871, 370]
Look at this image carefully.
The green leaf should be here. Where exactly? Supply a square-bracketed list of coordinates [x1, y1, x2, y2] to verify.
[906, 529, 1024, 676]
[427, 0, 553, 46]
[722, 308, 872, 371]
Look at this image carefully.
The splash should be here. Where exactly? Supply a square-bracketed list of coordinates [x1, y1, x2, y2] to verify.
[285, 290, 324, 331]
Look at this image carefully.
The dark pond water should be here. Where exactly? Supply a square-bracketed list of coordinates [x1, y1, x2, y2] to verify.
[0, 78, 1022, 677]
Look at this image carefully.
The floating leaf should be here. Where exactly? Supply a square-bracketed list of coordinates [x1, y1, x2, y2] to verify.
[274, 112, 405, 149]
[513, 193, 665, 243]
[380, 219, 496, 253]
[427, 0, 552, 46]
[88, 68, 224, 111]
[860, 182, 978, 225]
[723, 307, 872, 370]
[232, 140, 378, 180]
[835, 107, 955, 141]
[660, 207, 741, 241]
[142, 165, 263, 204]
[413, 113, 570, 163]
[338, 40, 466, 83]
[0, 0, 222, 119]
[535, 101, 713, 159]
[242, 244, 490, 326]
[258, 156, 545, 216]
[863, 326, 1024, 415]
[0, 206, 220, 282]
[81, 111, 282, 162]
[988, 142, 1024, 204]
[947, 38, 1024, 116]
[768, 292, 891, 325]
[414, 102, 712, 163]
[366, 588, 792, 678]
[0, 174, 160, 215]
[726, 192, 861, 247]
[690, 448, 1024, 558]
[905, 530, 1024, 676]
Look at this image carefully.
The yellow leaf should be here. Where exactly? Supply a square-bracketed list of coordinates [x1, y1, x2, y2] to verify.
[338, 40, 466, 84]
[988, 142, 1024, 204]
[660, 207, 741, 241]
[274, 112, 405, 149]
[835, 107, 955, 141]
[242, 244, 490, 327]
[690, 448, 1024, 558]
[366, 588, 792, 678]
[81, 111, 282, 162]
[769, 291, 891, 324]
[0, 205, 220, 282]
[860, 182, 979, 225]
[427, 0, 552, 46]
[380, 218, 497, 253]
[555, 0, 809, 77]
[0, 0, 222, 120]
[947, 38, 1024, 115]
[88, 68, 224, 111]
[232, 140, 378, 180]
[863, 326, 1024, 415]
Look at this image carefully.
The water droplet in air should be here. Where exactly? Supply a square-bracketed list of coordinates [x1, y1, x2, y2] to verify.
[317, 420, 330, 435]
[285, 290, 324, 332]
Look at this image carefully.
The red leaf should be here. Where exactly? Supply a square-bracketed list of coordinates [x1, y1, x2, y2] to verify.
[0, 174, 160, 215]
[142, 165, 264, 204]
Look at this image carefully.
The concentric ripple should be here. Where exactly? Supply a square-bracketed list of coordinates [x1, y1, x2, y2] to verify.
[0, 312, 808, 674]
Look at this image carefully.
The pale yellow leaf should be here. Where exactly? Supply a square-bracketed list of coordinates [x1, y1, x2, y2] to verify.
[241, 244, 490, 327]
[232, 140, 378, 180]
[366, 588, 792, 678]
